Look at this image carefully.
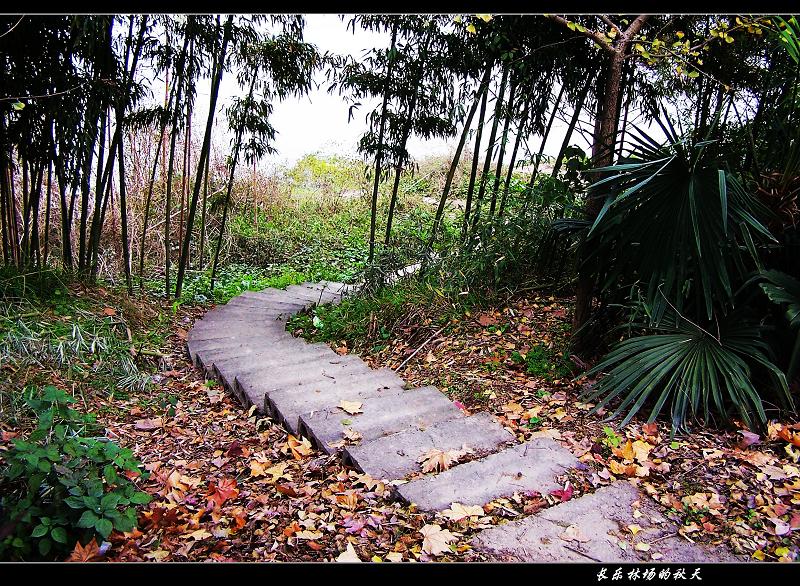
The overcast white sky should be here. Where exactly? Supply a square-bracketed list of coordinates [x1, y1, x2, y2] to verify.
[190, 14, 635, 172]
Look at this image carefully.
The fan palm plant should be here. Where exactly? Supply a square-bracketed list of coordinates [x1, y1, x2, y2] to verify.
[579, 119, 794, 432]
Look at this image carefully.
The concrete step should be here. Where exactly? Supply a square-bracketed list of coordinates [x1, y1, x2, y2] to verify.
[396, 438, 578, 511]
[279, 285, 341, 305]
[222, 298, 308, 312]
[265, 372, 408, 435]
[187, 321, 287, 342]
[471, 482, 744, 562]
[343, 412, 514, 481]
[298, 386, 464, 454]
[190, 312, 289, 329]
[235, 366, 402, 417]
[188, 333, 309, 355]
[193, 337, 325, 370]
[213, 353, 365, 392]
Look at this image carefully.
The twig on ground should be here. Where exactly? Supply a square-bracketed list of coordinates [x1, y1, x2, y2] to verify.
[394, 325, 446, 373]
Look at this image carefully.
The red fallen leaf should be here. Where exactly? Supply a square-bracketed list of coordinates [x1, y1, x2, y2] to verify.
[207, 478, 239, 509]
[550, 483, 574, 502]
[283, 521, 301, 537]
[641, 423, 658, 437]
[790, 513, 800, 529]
[702, 521, 717, 532]
[551, 309, 566, 318]
[1, 431, 19, 442]
[67, 538, 103, 562]
[276, 483, 299, 497]
[306, 540, 325, 551]
[102, 307, 116, 316]
[226, 440, 244, 458]
[477, 313, 498, 326]
[773, 503, 790, 516]
[736, 430, 761, 449]
[176, 328, 188, 341]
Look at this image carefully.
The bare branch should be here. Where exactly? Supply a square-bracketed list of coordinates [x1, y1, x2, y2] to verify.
[545, 14, 614, 54]
[599, 15, 621, 37]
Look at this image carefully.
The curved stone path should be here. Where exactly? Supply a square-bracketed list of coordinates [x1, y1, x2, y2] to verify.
[187, 281, 742, 562]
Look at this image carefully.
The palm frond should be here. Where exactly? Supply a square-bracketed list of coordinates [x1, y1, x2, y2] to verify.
[583, 310, 790, 433]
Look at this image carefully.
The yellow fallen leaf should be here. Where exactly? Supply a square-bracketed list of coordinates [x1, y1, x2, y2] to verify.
[338, 400, 363, 415]
[385, 552, 403, 562]
[613, 440, 635, 462]
[627, 524, 642, 536]
[186, 529, 212, 541]
[634, 542, 651, 552]
[286, 435, 314, 459]
[441, 502, 485, 521]
[631, 440, 653, 464]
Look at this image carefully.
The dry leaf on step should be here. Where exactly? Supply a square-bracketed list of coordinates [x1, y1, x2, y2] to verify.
[418, 445, 472, 473]
[338, 400, 363, 415]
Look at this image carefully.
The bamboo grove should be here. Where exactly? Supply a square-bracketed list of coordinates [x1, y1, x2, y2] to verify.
[2, 14, 800, 430]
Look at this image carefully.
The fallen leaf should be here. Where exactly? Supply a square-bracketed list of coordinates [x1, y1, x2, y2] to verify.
[207, 477, 239, 509]
[613, 440, 635, 462]
[631, 440, 653, 464]
[559, 524, 590, 542]
[134, 417, 163, 431]
[550, 482, 574, 502]
[441, 503, 485, 521]
[736, 430, 761, 449]
[419, 524, 457, 556]
[418, 445, 472, 473]
[67, 538, 102, 562]
[286, 435, 314, 460]
[336, 543, 362, 562]
[338, 400, 363, 415]
[102, 307, 116, 316]
[477, 313, 498, 326]
[295, 530, 323, 540]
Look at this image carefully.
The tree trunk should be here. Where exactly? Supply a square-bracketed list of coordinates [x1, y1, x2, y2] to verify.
[176, 15, 232, 299]
[571, 14, 649, 350]
[489, 78, 517, 217]
[198, 144, 210, 271]
[471, 63, 509, 232]
[462, 65, 491, 238]
[428, 66, 492, 249]
[367, 23, 398, 265]
[531, 83, 565, 181]
[551, 76, 592, 177]
[117, 135, 133, 293]
[499, 98, 530, 217]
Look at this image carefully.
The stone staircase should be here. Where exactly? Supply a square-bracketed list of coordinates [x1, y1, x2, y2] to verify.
[187, 281, 741, 562]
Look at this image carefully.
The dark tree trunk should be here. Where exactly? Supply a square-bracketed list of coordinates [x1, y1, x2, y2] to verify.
[429, 66, 492, 249]
[471, 63, 509, 231]
[489, 78, 517, 217]
[551, 76, 592, 177]
[367, 23, 398, 265]
[499, 98, 530, 217]
[462, 65, 491, 239]
[176, 15, 232, 299]
[530, 83, 565, 182]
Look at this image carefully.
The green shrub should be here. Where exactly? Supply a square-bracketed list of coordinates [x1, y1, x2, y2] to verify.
[0, 386, 151, 560]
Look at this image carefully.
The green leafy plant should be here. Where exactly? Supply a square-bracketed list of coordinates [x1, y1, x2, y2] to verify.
[0, 386, 151, 560]
[601, 425, 622, 449]
[584, 311, 790, 432]
[758, 269, 800, 382]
